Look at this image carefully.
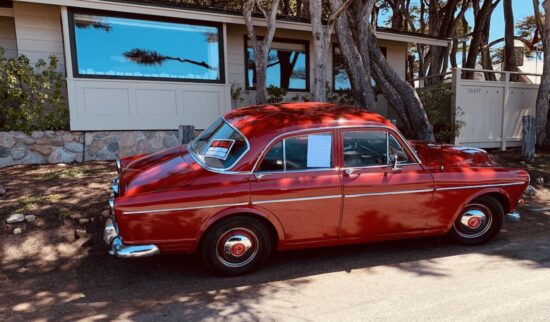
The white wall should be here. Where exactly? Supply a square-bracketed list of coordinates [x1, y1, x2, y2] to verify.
[13, 2, 64, 72]
[67, 78, 231, 131]
[0, 17, 17, 58]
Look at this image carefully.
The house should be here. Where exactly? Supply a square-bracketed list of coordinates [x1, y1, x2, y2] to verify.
[0, 0, 450, 129]
[0, 0, 450, 166]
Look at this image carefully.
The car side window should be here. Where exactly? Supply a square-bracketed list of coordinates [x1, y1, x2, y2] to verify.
[258, 133, 333, 172]
[258, 141, 284, 171]
[343, 131, 388, 167]
[389, 134, 412, 164]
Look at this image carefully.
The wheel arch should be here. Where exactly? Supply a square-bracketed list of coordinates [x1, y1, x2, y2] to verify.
[198, 206, 285, 249]
[447, 188, 511, 231]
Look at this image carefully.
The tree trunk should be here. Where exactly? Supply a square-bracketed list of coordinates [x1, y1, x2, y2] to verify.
[367, 27, 435, 141]
[310, 0, 329, 102]
[522, 115, 536, 162]
[464, 0, 499, 79]
[503, 0, 517, 81]
[535, 0, 550, 146]
[329, 0, 375, 108]
[310, 0, 353, 102]
[243, 0, 280, 105]
[480, 11, 497, 81]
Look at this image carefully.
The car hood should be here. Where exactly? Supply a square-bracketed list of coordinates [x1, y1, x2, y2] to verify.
[120, 145, 205, 196]
[410, 141, 500, 170]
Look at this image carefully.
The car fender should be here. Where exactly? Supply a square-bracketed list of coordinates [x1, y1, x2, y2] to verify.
[445, 187, 511, 231]
[198, 205, 286, 242]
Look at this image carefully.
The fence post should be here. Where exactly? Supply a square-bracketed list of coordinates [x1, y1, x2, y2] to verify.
[501, 71, 510, 151]
[522, 116, 536, 162]
[178, 125, 195, 145]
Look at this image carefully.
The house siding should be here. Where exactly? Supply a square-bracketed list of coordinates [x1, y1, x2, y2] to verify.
[0, 17, 17, 58]
[12, 2, 64, 72]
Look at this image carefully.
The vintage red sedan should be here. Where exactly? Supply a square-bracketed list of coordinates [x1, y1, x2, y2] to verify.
[104, 102, 529, 275]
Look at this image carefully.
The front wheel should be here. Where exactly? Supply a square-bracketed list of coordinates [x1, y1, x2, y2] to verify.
[200, 216, 272, 276]
[447, 196, 504, 245]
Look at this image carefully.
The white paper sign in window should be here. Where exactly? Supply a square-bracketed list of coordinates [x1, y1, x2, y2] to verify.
[306, 134, 332, 168]
[204, 139, 235, 160]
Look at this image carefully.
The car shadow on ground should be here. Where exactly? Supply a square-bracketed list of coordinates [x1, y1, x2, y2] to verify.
[2, 208, 550, 321]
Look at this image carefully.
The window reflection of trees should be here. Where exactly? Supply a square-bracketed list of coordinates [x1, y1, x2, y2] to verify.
[248, 48, 307, 90]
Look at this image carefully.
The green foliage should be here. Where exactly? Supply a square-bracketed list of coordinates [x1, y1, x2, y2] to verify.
[230, 84, 246, 107]
[418, 84, 465, 143]
[267, 85, 288, 103]
[0, 50, 68, 132]
[326, 82, 356, 105]
[43, 167, 100, 181]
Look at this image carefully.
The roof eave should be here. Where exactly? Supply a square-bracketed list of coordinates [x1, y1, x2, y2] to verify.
[15, 0, 450, 47]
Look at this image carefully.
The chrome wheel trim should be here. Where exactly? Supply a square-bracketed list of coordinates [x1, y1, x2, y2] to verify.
[453, 203, 493, 239]
[215, 228, 259, 268]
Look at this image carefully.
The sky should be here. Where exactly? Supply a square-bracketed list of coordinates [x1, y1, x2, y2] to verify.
[379, 1, 537, 43]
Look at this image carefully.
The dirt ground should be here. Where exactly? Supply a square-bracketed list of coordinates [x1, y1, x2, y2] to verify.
[0, 148, 549, 321]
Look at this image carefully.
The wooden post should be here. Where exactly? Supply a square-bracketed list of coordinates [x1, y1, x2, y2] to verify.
[178, 125, 195, 145]
[522, 115, 536, 162]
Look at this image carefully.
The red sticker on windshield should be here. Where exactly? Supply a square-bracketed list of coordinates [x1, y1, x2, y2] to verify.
[204, 139, 235, 160]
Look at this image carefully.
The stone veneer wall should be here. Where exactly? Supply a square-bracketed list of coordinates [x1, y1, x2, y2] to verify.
[0, 129, 195, 168]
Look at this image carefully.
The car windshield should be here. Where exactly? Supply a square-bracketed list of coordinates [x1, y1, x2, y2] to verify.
[190, 118, 249, 170]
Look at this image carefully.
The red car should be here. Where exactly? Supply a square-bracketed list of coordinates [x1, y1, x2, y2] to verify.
[104, 103, 528, 275]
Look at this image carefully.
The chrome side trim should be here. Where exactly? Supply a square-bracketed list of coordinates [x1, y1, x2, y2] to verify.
[435, 182, 525, 191]
[345, 188, 434, 198]
[253, 194, 342, 205]
[122, 202, 250, 215]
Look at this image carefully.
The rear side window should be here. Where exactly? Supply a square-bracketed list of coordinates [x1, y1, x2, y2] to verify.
[258, 133, 333, 172]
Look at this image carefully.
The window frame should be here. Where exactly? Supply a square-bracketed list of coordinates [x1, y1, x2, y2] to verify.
[332, 44, 387, 93]
[256, 130, 336, 174]
[244, 36, 310, 92]
[340, 127, 417, 170]
[68, 8, 225, 84]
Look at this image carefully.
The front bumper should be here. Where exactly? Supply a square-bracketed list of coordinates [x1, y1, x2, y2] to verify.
[104, 171, 159, 258]
[104, 217, 160, 258]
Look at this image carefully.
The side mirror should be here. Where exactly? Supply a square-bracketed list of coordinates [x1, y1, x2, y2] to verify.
[389, 154, 402, 172]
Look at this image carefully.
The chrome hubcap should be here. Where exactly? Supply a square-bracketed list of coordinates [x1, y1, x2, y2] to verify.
[216, 228, 258, 268]
[454, 204, 492, 239]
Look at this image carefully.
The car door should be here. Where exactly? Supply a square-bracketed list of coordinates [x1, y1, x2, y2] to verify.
[339, 128, 434, 239]
[250, 130, 342, 243]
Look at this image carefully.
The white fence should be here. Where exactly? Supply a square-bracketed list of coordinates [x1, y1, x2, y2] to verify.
[414, 68, 541, 150]
[452, 68, 540, 150]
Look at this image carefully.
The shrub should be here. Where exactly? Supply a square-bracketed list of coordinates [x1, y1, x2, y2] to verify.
[267, 85, 288, 103]
[0, 49, 68, 132]
[418, 84, 465, 143]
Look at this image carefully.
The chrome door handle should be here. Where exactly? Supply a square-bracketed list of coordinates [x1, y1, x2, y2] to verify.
[343, 168, 358, 177]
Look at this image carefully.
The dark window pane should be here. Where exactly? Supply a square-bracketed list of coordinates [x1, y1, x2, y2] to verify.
[389, 134, 411, 164]
[247, 41, 307, 90]
[72, 13, 221, 81]
[258, 141, 284, 172]
[285, 133, 332, 170]
[343, 131, 387, 167]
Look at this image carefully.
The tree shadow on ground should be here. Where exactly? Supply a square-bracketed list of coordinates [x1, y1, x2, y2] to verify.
[2, 207, 550, 321]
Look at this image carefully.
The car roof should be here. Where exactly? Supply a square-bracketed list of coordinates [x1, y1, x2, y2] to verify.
[225, 102, 396, 139]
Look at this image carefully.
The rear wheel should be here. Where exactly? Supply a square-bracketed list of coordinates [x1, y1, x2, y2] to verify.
[447, 196, 504, 245]
[200, 216, 272, 276]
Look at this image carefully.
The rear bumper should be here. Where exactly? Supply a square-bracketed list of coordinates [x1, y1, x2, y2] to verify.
[505, 211, 521, 223]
